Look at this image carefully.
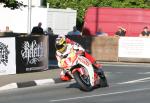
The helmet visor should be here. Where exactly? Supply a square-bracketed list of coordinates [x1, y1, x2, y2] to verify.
[56, 44, 64, 50]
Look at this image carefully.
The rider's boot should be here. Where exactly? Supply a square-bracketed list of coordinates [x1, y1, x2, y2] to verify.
[60, 71, 72, 81]
[60, 74, 71, 81]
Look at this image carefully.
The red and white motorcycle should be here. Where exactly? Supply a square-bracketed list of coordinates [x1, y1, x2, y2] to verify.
[59, 48, 108, 91]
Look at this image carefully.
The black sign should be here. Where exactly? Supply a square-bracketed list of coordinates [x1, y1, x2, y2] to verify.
[16, 35, 48, 73]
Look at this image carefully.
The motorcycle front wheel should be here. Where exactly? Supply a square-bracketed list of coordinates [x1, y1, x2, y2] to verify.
[73, 71, 93, 91]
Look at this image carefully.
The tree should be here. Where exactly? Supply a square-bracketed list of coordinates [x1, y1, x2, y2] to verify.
[0, 0, 26, 9]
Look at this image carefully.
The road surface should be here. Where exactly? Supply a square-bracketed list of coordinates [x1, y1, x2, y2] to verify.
[0, 65, 150, 103]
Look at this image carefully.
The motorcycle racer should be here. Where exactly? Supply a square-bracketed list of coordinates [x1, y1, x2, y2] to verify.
[55, 36, 106, 81]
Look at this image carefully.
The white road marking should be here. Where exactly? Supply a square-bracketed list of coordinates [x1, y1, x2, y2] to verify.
[104, 64, 150, 67]
[117, 77, 150, 84]
[50, 87, 150, 102]
[138, 72, 150, 74]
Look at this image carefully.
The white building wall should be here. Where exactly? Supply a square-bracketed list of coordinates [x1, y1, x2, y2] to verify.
[0, 7, 47, 33]
[0, 5, 77, 35]
[47, 8, 77, 35]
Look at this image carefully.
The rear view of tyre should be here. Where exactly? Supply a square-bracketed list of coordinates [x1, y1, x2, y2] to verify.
[73, 71, 93, 91]
[99, 75, 108, 87]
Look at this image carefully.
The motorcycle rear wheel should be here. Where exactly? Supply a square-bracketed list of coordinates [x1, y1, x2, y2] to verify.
[99, 75, 108, 87]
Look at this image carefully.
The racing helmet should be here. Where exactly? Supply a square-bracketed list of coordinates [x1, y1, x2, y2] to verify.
[55, 36, 67, 53]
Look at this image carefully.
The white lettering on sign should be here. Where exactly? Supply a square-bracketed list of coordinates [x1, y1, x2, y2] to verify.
[21, 40, 44, 64]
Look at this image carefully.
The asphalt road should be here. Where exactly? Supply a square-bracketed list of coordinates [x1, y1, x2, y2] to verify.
[0, 65, 150, 103]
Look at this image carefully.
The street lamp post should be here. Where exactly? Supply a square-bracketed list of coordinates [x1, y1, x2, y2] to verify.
[27, 0, 32, 35]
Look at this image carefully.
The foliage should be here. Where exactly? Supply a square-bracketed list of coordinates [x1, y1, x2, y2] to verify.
[0, 0, 26, 9]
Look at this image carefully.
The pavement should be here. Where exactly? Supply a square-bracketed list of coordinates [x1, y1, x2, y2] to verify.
[0, 68, 62, 91]
[0, 61, 150, 91]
